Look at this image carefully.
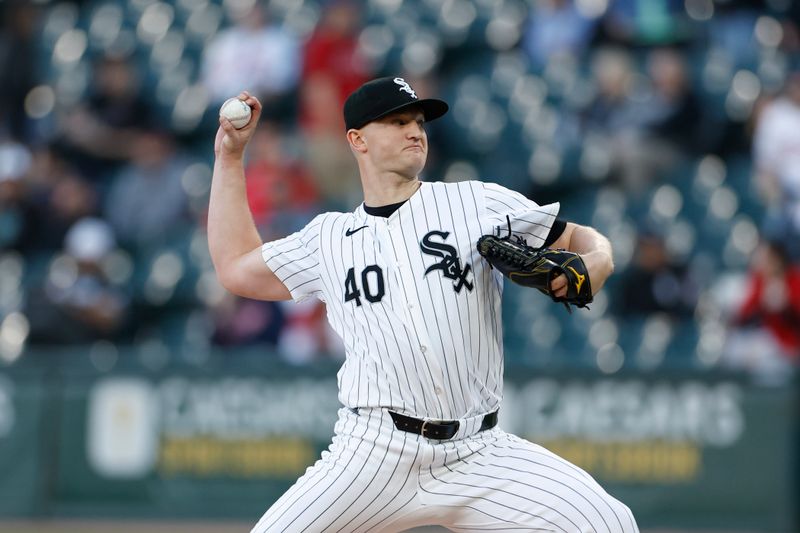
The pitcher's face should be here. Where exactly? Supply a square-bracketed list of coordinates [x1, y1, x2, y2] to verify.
[361, 108, 428, 179]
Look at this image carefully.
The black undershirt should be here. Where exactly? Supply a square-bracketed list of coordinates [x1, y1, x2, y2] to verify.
[363, 201, 567, 246]
[364, 201, 406, 218]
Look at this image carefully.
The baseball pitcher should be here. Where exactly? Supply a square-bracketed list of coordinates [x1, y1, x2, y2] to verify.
[208, 77, 639, 532]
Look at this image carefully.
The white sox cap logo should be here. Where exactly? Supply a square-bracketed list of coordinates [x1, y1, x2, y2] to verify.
[393, 78, 417, 99]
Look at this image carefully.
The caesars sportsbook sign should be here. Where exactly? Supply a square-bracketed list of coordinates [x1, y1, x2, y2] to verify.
[85, 376, 339, 480]
[84, 375, 744, 485]
[0, 360, 791, 529]
[504, 378, 743, 483]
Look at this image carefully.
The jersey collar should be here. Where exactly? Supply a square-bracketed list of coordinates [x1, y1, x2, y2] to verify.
[356, 181, 428, 223]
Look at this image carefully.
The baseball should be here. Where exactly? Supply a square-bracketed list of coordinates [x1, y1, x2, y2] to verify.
[219, 97, 252, 129]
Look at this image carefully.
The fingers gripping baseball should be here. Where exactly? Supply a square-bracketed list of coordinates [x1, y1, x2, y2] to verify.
[215, 91, 261, 157]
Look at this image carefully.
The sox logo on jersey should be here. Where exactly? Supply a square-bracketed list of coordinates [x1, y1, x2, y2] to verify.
[250, 180, 638, 532]
[420, 230, 474, 293]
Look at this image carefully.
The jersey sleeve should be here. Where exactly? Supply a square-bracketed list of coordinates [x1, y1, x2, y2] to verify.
[261, 214, 325, 302]
[480, 181, 560, 248]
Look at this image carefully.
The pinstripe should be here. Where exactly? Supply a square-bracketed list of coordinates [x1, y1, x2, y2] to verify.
[376, 234, 432, 413]
[386, 224, 444, 416]
[347, 216, 364, 405]
[419, 433, 573, 531]
[279, 409, 374, 531]
[418, 189, 469, 414]
[439, 464, 600, 530]
[467, 183, 495, 404]
[446, 505, 554, 532]
[421, 472, 573, 532]
[373, 236, 416, 412]
[483, 197, 525, 213]
[441, 432, 629, 532]
[466, 459, 615, 531]
[449, 521, 552, 532]
[315, 215, 351, 353]
[487, 440, 622, 531]
[364, 492, 418, 533]
[435, 184, 474, 410]
[252, 410, 361, 532]
[362, 229, 389, 406]
[255, 180, 637, 533]
[297, 410, 387, 531]
[290, 277, 321, 291]
[281, 264, 316, 283]
[333, 424, 409, 532]
[447, 183, 480, 404]
[477, 187, 504, 391]
[363, 302, 392, 406]
[488, 440, 603, 487]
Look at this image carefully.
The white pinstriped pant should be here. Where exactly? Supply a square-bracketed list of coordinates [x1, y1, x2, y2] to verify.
[251, 408, 639, 533]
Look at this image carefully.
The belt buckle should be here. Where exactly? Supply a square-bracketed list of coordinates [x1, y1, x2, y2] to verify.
[420, 419, 433, 439]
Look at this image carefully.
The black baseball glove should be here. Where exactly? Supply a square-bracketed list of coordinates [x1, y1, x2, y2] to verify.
[477, 222, 593, 312]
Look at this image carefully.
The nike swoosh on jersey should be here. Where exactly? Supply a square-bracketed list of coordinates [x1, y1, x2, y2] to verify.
[345, 225, 368, 236]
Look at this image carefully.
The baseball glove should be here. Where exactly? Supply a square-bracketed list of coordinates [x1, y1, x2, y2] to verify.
[477, 221, 593, 312]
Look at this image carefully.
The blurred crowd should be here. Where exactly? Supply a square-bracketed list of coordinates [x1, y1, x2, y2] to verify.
[0, 0, 799, 380]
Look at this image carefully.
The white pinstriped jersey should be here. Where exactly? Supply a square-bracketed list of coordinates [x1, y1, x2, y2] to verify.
[262, 180, 558, 420]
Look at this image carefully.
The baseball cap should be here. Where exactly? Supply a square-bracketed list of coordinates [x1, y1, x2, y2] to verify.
[343, 77, 449, 130]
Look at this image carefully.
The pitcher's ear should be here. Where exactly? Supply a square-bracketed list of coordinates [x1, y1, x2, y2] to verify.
[347, 129, 367, 153]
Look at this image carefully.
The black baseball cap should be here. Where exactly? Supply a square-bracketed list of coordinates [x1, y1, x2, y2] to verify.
[343, 77, 449, 130]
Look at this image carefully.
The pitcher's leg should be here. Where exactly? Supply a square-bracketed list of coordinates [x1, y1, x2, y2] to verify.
[250, 409, 426, 533]
[421, 430, 638, 533]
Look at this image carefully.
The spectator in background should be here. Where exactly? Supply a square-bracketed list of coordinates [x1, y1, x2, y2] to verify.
[299, 74, 362, 210]
[59, 54, 152, 182]
[752, 71, 800, 260]
[244, 121, 320, 240]
[28, 166, 99, 253]
[583, 47, 636, 133]
[723, 239, 800, 384]
[298, 0, 370, 211]
[276, 298, 333, 365]
[707, 0, 763, 66]
[201, 2, 300, 121]
[582, 47, 639, 186]
[617, 48, 700, 189]
[0, 2, 41, 142]
[211, 292, 284, 348]
[521, 0, 598, 71]
[617, 226, 698, 318]
[6, 144, 99, 255]
[25, 217, 129, 344]
[103, 128, 191, 252]
[582, 47, 698, 194]
[596, 0, 688, 47]
[0, 140, 33, 250]
[641, 48, 702, 153]
[300, 0, 370, 114]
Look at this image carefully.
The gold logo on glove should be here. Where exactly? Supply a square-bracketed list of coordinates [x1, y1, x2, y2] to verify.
[567, 266, 586, 293]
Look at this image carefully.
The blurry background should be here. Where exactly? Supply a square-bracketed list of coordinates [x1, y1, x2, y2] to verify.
[0, 0, 799, 531]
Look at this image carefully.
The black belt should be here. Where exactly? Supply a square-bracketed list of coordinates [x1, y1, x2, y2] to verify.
[388, 410, 498, 440]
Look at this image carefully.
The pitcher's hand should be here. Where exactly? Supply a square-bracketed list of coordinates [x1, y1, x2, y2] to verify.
[214, 91, 261, 159]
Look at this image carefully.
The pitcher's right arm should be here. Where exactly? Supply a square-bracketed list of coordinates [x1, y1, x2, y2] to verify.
[207, 91, 291, 301]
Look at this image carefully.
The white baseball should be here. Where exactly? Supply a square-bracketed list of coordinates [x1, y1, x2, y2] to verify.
[219, 97, 252, 129]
